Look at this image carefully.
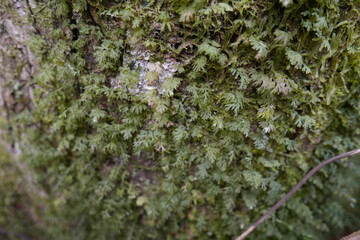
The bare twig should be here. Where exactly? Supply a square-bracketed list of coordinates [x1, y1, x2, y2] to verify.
[341, 229, 360, 240]
[236, 148, 360, 240]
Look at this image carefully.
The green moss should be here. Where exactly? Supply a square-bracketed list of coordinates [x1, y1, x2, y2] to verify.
[0, 142, 44, 239]
[3, 0, 360, 239]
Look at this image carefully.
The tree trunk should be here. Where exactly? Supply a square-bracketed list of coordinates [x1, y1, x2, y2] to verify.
[0, 1, 360, 240]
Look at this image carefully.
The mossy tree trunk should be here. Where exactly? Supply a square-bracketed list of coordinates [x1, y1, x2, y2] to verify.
[0, 1, 360, 240]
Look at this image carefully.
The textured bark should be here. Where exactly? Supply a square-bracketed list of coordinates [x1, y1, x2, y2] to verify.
[0, 0, 47, 214]
[0, 0, 36, 154]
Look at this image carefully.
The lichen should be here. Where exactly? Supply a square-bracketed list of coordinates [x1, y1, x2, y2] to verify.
[111, 43, 180, 96]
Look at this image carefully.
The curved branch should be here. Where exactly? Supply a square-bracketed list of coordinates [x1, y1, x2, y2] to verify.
[236, 148, 360, 240]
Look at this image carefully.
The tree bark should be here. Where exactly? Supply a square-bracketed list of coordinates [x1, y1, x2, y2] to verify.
[0, 0, 36, 155]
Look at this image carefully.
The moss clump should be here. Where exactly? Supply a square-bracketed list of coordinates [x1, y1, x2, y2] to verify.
[2, 0, 360, 239]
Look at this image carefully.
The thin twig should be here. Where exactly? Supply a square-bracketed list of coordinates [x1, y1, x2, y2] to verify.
[236, 148, 360, 240]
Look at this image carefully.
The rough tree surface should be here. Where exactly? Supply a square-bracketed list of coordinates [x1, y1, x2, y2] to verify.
[0, 0, 359, 239]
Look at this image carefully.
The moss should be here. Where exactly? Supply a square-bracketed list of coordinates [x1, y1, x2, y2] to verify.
[2, 0, 360, 239]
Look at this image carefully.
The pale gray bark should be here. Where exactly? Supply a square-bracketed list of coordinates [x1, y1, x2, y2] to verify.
[0, 0, 36, 154]
[0, 0, 47, 203]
